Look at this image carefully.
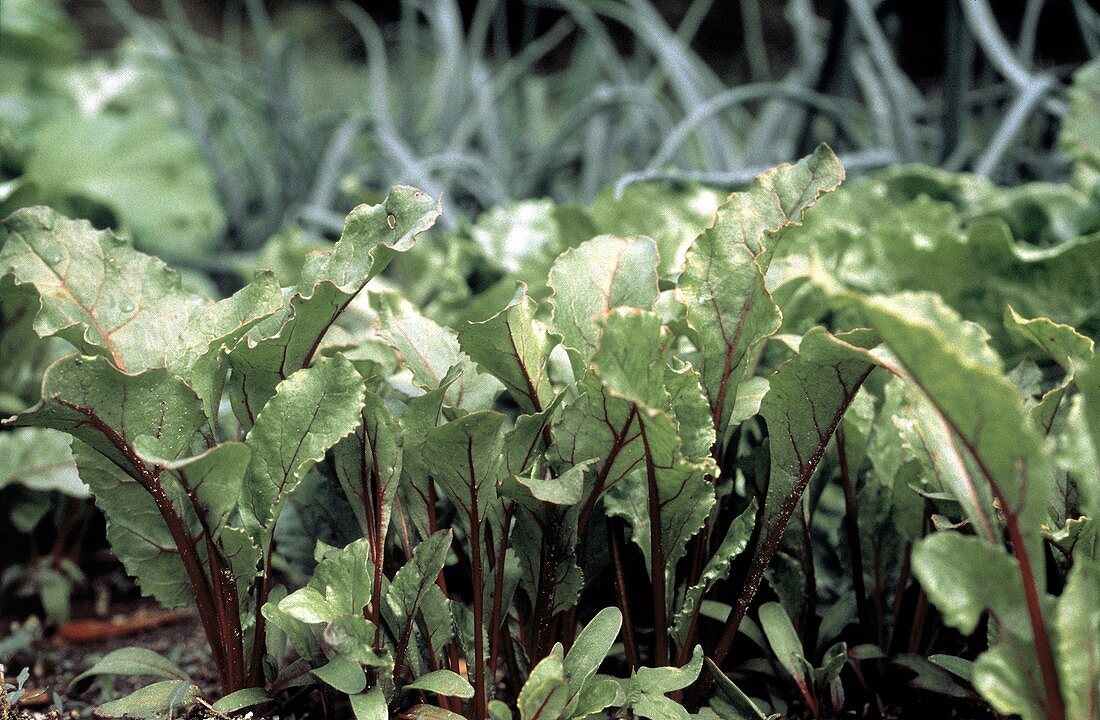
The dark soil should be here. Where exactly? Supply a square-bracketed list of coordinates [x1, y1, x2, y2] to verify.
[3, 598, 215, 719]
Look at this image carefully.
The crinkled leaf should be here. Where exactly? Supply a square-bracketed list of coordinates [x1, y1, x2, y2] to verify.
[679, 145, 844, 445]
[1, 208, 206, 372]
[375, 291, 502, 411]
[671, 499, 756, 645]
[227, 187, 439, 418]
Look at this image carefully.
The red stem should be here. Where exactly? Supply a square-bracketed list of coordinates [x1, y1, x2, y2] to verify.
[467, 440, 489, 720]
[638, 418, 669, 667]
[609, 518, 641, 669]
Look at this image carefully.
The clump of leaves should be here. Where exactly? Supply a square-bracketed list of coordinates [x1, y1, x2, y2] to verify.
[2, 144, 884, 719]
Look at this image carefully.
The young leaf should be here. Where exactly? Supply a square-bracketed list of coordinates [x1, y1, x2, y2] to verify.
[167, 270, 284, 421]
[332, 386, 403, 543]
[70, 648, 189, 689]
[564, 607, 622, 690]
[517, 644, 569, 720]
[210, 688, 271, 714]
[423, 411, 506, 717]
[349, 687, 388, 720]
[403, 670, 474, 699]
[671, 499, 757, 646]
[385, 530, 453, 675]
[758, 603, 812, 705]
[375, 291, 502, 411]
[705, 658, 779, 720]
[94, 680, 201, 719]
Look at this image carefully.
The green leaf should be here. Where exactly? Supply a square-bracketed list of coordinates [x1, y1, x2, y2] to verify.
[385, 530, 452, 674]
[840, 291, 1051, 536]
[1, 207, 206, 372]
[564, 607, 622, 689]
[705, 658, 778, 720]
[748, 328, 877, 614]
[1004, 306, 1095, 434]
[911, 532, 1027, 636]
[280, 586, 337, 625]
[1080, 357, 1100, 520]
[671, 499, 757, 646]
[633, 645, 704, 695]
[1056, 557, 1100, 719]
[596, 311, 716, 603]
[459, 283, 558, 413]
[94, 680, 200, 719]
[588, 182, 723, 277]
[227, 186, 440, 418]
[0, 427, 83, 496]
[333, 386, 402, 541]
[70, 648, 189, 689]
[349, 687, 388, 720]
[403, 670, 474, 699]
[310, 537, 376, 619]
[167, 270, 284, 421]
[758, 603, 810, 696]
[375, 291, 502, 411]
[242, 355, 365, 539]
[133, 440, 251, 544]
[929, 655, 974, 683]
[6, 355, 206, 606]
[518, 644, 569, 720]
[571, 677, 622, 719]
[679, 144, 844, 445]
[314, 656, 367, 694]
[424, 412, 506, 530]
[548, 234, 660, 375]
[210, 688, 270, 714]
[405, 704, 469, 720]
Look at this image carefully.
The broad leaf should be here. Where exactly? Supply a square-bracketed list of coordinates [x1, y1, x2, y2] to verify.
[459, 283, 558, 414]
[679, 144, 844, 445]
[1, 207, 205, 372]
[242, 356, 365, 541]
[548, 234, 660, 375]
